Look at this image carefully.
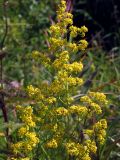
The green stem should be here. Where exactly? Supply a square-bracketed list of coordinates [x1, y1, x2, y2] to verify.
[41, 145, 51, 160]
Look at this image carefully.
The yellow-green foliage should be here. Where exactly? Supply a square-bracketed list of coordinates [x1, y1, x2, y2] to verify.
[10, 1, 108, 160]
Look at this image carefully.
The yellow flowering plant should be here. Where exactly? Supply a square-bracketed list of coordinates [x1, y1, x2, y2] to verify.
[9, 1, 108, 160]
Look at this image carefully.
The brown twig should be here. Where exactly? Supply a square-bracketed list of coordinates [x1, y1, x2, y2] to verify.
[0, 0, 9, 137]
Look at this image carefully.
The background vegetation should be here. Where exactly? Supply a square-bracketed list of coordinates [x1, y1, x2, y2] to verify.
[0, 0, 120, 159]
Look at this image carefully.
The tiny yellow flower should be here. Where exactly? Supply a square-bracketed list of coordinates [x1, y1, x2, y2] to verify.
[46, 139, 58, 148]
[56, 107, 68, 116]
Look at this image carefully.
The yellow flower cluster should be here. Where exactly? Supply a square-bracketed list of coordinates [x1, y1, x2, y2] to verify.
[52, 51, 69, 69]
[50, 25, 62, 36]
[80, 91, 107, 115]
[81, 95, 102, 115]
[57, 0, 73, 27]
[69, 105, 88, 116]
[11, 105, 39, 156]
[49, 38, 66, 51]
[27, 85, 39, 97]
[47, 97, 56, 104]
[55, 107, 68, 116]
[69, 25, 88, 38]
[67, 77, 84, 86]
[85, 140, 97, 154]
[93, 119, 107, 144]
[84, 119, 107, 147]
[80, 92, 108, 115]
[48, 80, 63, 94]
[88, 91, 108, 105]
[16, 105, 36, 127]
[80, 25, 89, 37]
[65, 141, 94, 160]
[49, 0, 88, 53]
[69, 26, 79, 37]
[67, 42, 78, 52]
[63, 61, 83, 73]
[18, 126, 28, 136]
[46, 138, 58, 148]
[25, 132, 39, 147]
[78, 39, 88, 51]
[12, 1, 108, 159]
[65, 141, 81, 156]
[11, 132, 39, 154]
[27, 85, 44, 100]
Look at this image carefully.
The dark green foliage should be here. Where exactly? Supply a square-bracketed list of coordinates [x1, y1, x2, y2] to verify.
[0, 0, 59, 85]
